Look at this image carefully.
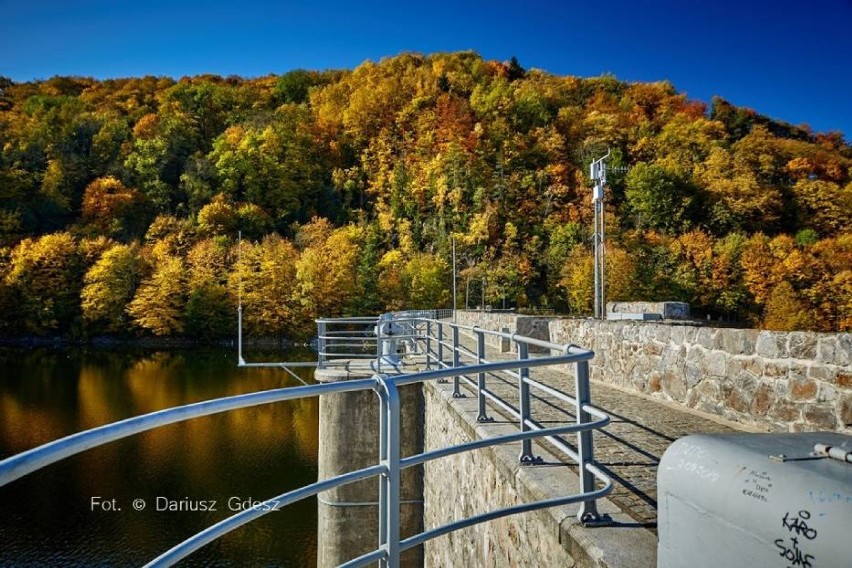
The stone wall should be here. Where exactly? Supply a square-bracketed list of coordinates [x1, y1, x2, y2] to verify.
[422, 382, 578, 568]
[451, 312, 852, 433]
[421, 379, 656, 568]
[549, 320, 851, 433]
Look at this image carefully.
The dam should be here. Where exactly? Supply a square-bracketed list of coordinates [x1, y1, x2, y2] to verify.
[0, 310, 849, 566]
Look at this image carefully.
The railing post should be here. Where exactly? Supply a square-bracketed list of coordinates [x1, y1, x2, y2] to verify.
[437, 322, 447, 383]
[575, 359, 601, 523]
[517, 343, 538, 464]
[425, 320, 432, 370]
[476, 329, 491, 422]
[408, 318, 419, 355]
[317, 320, 327, 369]
[376, 318, 383, 374]
[452, 326, 463, 398]
[375, 374, 401, 568]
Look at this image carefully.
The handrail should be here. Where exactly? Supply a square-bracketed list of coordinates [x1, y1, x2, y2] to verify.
[398, 476, 613, 552]
[400, 413, 609, 469]
[0, 378, 376, 487]
[145, 462, 388, 567]
[1, 310, 611, 567]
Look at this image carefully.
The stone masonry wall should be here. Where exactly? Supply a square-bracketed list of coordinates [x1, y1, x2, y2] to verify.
[452, 312, 852, 433]
[422, 382, 577, 568]
[549, 319, 851, 433]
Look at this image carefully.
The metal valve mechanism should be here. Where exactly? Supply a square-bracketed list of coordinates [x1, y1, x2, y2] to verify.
[374, 313, 404, 367]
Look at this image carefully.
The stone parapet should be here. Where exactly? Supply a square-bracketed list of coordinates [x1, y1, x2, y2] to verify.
[451, 311, 851, 433]
[422, 380, 656, 568]
[549, 319, 851, 433]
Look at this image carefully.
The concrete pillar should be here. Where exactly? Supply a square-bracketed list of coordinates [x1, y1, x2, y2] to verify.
[316, 363, 424, 567]
[500, 327, 511, 353]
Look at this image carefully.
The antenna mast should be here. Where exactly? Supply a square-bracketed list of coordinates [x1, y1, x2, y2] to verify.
[590, 151, 610, 319]
[589, 150, 629, 319]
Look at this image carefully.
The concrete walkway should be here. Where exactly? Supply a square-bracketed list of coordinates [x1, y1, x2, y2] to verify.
[428, 330, 752, 566]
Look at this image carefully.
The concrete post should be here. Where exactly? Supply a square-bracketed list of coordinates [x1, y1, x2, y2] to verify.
[500, 326, 511, 352]
[315, 363, 424, 568]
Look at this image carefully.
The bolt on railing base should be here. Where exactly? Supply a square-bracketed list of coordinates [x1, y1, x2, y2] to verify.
[476, 415, 495, 423]
[578, 511, 614, 527]
[519, 454, 544, 466]
[452, 392, 466, 398]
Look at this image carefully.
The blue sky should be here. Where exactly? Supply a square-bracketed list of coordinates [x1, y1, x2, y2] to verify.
[2, 0, 851, 138]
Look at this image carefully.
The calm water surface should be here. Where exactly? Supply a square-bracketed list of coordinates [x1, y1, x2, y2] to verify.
[0, 347, 319, 567]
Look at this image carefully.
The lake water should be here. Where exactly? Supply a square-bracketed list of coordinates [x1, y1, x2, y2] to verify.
[0, 346, 319, 567]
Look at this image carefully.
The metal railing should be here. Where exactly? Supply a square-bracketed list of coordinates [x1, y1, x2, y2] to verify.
[0, 312, 611, 567]
[419, 317, 610, 524]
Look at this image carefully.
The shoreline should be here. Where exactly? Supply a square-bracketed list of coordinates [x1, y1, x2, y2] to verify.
[0, 336, 311, 350]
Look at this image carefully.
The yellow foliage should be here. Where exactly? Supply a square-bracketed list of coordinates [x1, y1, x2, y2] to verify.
[126, 255, 186, 336]
[81, 177, 139, 230]
[132, 113, 159, 139]
[6, 232, 81, 333]
[762, 282, 816, 331]
[461, 210, 493, 246]
[558, 247, 594, 314]
[81, 243, 142, 332]
[378, 249, 406, 311]
[791, 179, 852, 234]
[295, 224, 361, 318]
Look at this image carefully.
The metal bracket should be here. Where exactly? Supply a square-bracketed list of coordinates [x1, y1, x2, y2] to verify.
[519, 454, 544, 466]
[769, 452, 825, 463]
[579, 512, 613, 527]
[476, 415, 494, 423]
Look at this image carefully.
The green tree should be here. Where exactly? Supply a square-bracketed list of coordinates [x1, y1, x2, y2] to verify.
[274, 69, 323, 104]
[209, 108, 324, 225]
[625, 163, 695, 234]
[184, 283, 233, 338]
[184, 236, 235, 338]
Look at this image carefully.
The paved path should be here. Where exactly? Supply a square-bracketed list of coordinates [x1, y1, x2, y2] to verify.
[445, 330, 747, 528]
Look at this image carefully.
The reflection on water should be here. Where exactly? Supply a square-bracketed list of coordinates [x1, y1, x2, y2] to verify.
[0, 347, 319, 567]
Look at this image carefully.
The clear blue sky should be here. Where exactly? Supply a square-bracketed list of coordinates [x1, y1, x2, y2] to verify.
[2, 0, 851, 138]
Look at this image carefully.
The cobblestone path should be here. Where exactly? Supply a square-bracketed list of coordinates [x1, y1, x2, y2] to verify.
[444, 331, 745, 528]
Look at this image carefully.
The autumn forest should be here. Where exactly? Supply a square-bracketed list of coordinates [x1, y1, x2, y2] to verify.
[0, 52, 850, 340]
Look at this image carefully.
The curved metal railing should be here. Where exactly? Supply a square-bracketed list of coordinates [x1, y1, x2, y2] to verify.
[0, 312, 611, 567]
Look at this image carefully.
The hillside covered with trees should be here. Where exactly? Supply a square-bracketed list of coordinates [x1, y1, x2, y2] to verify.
[0, 52, 850, 339]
